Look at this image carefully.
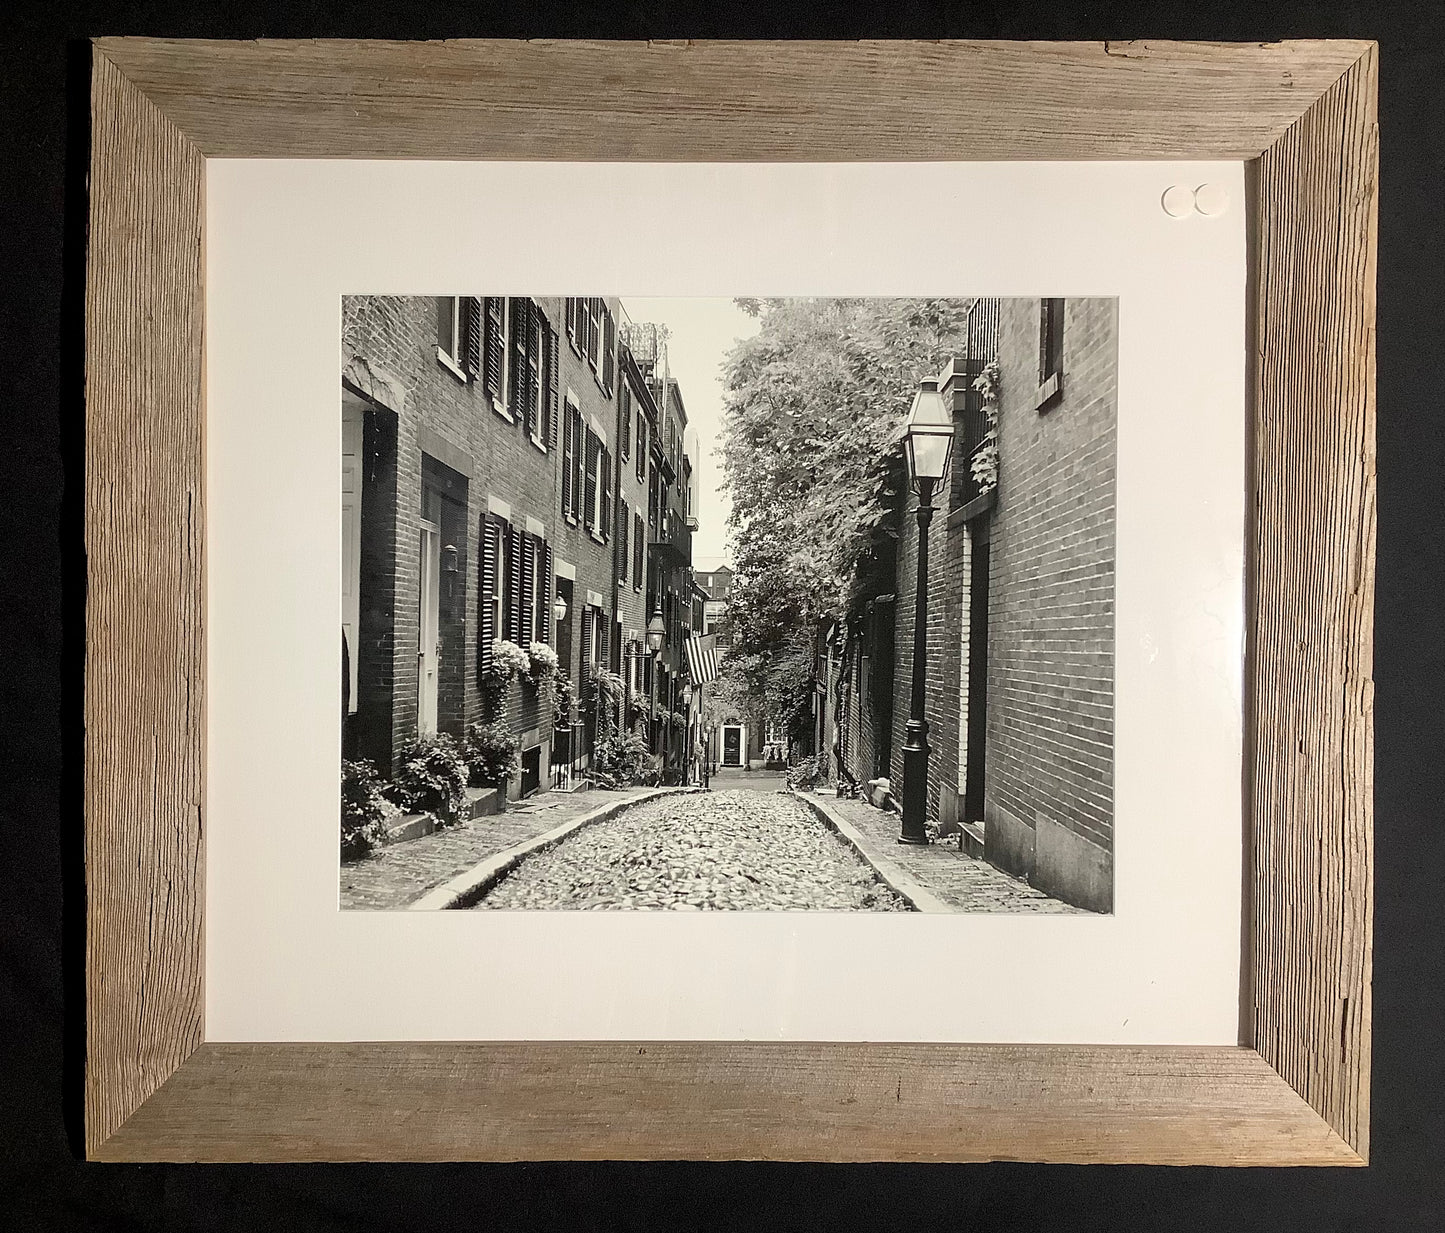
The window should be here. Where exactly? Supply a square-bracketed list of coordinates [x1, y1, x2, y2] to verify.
[565, 297, 581, 356]
[522, 533, 552, 646]
[1038, 297, 1064, 409]
[562, 397, 582, 524]
[636, 413, 648, 482]
[436, 296, 479, 381]
[598, 443, 612, 543]
[586, 299, 602, 372]
[478, 513, 511, 676]
[583, 428, 599, 533]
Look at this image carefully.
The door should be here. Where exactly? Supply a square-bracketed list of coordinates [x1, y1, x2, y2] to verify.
[962, 532, 990, 823]
[341, 398, 364, 716]
[417, 517, 441, 735]
[722, 725, 742, 767]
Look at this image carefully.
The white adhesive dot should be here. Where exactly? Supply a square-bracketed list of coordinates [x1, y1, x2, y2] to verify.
[1194, 182, 1229, 217]
[1161, 184, 1194, 218]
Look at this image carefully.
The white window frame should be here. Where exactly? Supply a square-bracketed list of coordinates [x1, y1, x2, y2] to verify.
[436, 296, 467, 381]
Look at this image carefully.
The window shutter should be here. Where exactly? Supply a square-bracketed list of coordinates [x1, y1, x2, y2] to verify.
[583, 430, 599, 532]
[464, 297, 483, 376]
[546, 323, 560, 450]
[506, 523, 524, 644]
[512, 298, 535, 422]
[484, 297, 505, 401]
[542, 542, 554, 646]
[600, 446, 612, 542]
[619, 500, 629, 584]
[580, 606, 595, 687]
[526, 302, 542, 439]
[587, 299, 600, 370]
[561, 402, 575, 522]
[634, 512, 644, 588]
[571, 409, 584, 524]
[602, 308, 616, 394]
[620, 385, 630, 459]
[519, 533, 537, 646]
[479, 516, 501, 675]
[636, 416, 647, 482]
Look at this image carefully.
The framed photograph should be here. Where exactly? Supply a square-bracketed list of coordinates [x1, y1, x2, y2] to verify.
[85, 38, 1375, 1164]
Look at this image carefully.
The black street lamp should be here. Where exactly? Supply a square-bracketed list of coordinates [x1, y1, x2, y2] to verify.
[899, 375, 955, 845]
[681, 682, 694, 786]
[646, 609, 666, 758]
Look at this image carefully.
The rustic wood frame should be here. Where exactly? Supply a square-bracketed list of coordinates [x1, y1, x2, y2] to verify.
[85, 38, 1376, 1164]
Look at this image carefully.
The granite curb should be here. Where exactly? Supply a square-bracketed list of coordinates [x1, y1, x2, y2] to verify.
[408, 786, 706, 910]
[789, 790, 954, 914]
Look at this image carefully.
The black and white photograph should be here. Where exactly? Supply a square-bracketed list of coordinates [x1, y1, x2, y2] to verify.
[339, 294, 1118, 914]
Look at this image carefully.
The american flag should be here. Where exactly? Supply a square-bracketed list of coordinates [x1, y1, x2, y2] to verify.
[684, 633, 721, 685]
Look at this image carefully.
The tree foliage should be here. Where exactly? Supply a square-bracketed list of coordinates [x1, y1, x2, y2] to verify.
[717, 297, 971, 731]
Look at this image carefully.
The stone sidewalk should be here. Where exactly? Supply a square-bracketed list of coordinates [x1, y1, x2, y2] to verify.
[340, 786, 658, 910]
[803, 791, 1085, 914]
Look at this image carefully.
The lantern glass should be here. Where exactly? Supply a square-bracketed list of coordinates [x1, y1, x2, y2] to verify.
[646, 612, 666, 653]
[903, 376, 955, 483]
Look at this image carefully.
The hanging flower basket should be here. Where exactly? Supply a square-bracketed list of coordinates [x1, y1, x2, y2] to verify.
[480, 639, 529, 690]
[524, 640, 559, 684]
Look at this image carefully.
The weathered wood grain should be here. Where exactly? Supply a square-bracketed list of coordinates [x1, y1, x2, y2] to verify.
[93, 37, 1371, 161]
[1250, 44, 1377, 1160]
[84, 50, 206, 1156]
[82, 37, 1376, 1164]
[95, 1042, 1360, 1165]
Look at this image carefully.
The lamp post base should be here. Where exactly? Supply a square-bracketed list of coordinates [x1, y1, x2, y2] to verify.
[898, 718, 931, 845]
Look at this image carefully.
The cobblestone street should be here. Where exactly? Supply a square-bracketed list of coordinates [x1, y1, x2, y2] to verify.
[475, 790, 908, 911]
[340, 787, 658, 911]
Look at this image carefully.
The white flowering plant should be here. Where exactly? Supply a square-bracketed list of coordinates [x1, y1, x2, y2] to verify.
[525, 640, 559, 683]
[481, 638, 530, 689]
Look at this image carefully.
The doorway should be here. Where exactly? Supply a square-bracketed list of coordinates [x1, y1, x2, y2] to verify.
[722, 724, 744, 767]
[417, 493, 441, 736]
[962, 526, 990, 823]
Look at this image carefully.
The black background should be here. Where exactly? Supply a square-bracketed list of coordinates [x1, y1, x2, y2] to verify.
[3, 3, 1441, 1230]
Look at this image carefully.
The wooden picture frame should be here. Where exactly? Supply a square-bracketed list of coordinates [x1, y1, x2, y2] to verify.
[85, 38, 1375, 1164]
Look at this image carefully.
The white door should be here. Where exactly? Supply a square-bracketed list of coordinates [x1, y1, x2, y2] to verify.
[341, 398, 364, 713]
[417, 518, 440, 735]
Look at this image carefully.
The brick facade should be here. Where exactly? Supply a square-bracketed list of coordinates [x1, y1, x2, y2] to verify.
[982, 298, 1116, 910]
[341, 295, 679, 798]
[827, 297, 1116, 912]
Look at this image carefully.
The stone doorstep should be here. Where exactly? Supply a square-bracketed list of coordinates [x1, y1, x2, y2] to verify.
[790, 792, 953, 915]
[958, 820, 986, 859]
[381, 786, 502, 848]
[407, 786, 706, 911]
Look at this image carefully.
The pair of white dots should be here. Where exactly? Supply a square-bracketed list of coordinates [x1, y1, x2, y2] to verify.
[1161, 183, 1229, 218]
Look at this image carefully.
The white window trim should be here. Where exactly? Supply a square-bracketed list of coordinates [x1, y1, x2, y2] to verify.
[433, 296, 468, 378]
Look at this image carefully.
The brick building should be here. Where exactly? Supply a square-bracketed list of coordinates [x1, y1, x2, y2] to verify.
[826, 297, 1117, 911]
[341, 294, 682, 800]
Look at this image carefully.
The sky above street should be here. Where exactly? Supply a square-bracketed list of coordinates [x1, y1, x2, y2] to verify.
[622, 297, 760, 573]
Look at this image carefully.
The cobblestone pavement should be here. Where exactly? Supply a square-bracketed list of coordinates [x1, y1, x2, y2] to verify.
[706, 767, 788, 793]
[814, 792, 1086, 914]
[475, 790, 908, 911]
[340, 787, 657, 911]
